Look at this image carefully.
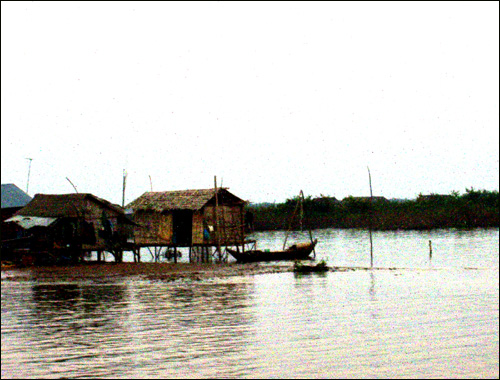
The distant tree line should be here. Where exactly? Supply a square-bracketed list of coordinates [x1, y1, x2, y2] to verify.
[247, 188, 499, 231]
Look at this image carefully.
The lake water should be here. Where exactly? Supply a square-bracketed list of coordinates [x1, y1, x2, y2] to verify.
[2, 228, 499, 378]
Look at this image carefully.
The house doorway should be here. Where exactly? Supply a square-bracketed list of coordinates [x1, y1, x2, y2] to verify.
[173, 210, 193, 246]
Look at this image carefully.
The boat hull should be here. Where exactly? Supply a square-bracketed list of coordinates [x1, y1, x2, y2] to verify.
[227, 239, 317, 263]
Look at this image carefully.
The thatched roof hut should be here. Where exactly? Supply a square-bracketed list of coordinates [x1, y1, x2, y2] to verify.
[127, 188, 247, 247]
[5, 193, 135, 264]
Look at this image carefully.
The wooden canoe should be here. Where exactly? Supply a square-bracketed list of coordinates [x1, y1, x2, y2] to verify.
[227, 239, 317, 263]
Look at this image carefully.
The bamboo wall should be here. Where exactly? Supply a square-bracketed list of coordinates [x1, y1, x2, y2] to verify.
[79, 199, 125, 250]
[131, 204, 244, 247]
[192, 211, 204, 244]
[133, 211, 173, 245]
[202, 204, 244, 245]
[82, 200, 106, 250]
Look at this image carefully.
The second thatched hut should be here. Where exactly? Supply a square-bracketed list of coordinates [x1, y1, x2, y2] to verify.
[126, 188, 247, 262]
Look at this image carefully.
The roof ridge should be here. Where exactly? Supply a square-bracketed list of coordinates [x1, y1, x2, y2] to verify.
[145, 187, 228, 193]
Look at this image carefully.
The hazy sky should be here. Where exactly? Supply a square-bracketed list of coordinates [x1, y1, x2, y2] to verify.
[2, 1, 499, 205]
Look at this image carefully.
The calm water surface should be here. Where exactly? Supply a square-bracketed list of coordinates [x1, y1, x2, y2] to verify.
[2, 228, 499, 378]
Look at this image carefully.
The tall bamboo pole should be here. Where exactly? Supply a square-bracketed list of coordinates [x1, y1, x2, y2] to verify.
[283, 190, 307, 250]
[66, 177, 79, 193]
[122, 169, 127, 208]
[283, 195, 301, 250]
[214, 176, 222, 262]
[368, 167, 374, 268]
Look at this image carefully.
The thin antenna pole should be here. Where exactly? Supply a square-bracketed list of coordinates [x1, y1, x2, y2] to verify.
[122, 169, 127, 207]
[26, 158, 33, 194]
[368, 166, 373, 268]
[149, 175, 153, 191]
[66, 177, 79, 193]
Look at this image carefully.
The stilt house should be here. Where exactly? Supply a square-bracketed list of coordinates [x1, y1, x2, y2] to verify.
[5, 193, 135, 264]
[126, 188, 247, 249]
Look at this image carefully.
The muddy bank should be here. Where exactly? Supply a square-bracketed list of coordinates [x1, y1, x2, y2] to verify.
[0, 261, 364, 283]
[0, 262, 296, 282]
[1, 261, 457, 283]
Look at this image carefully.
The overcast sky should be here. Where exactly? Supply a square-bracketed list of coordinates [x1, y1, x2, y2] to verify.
[1, 1, 498, 205]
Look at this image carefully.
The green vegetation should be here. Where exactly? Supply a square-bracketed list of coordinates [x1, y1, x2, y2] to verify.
[248, 188, 499, 231]
[293, 259, 329, 273]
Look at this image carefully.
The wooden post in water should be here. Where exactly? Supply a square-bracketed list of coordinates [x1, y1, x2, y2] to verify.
[299, 190, 304, 232]
[368, 167, 374, 268]
[429, 240, 433, 261]
[133, 248, 141, 263]
[214, 176, 222, 262]
[219, 178, 228, 262]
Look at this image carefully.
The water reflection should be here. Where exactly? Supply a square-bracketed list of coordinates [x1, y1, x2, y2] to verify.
[31, 283, 127, 320]
[292, 271, 328, 279]
[122, 281, 256, 378]
[28, 283, 129, 351]
[31, 284, 80, 311]
[369, 271, 376, 298]
[368, 271, 379, 320]
[6, 280, 256, 378]
[0, 283, 132, 378]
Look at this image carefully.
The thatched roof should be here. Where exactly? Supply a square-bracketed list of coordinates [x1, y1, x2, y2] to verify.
[127, 188, 246, 212]
[14, 193, 125, 218]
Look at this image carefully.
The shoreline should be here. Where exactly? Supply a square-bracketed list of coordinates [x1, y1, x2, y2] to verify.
[1, 262, 297, 282]
[2, 261, 491, 283]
